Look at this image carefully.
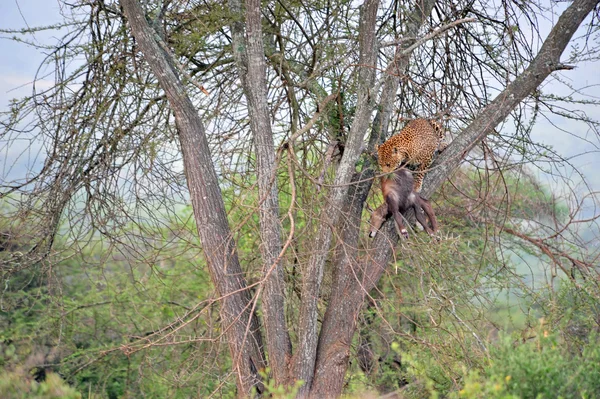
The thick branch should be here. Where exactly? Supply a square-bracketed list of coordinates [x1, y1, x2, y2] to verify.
[292, 0, 380, 394]
[309, 1, 436, 397]
[229, 0, 292, 386]
[310, 0, 599, 396]
[120, 1, 265, 396]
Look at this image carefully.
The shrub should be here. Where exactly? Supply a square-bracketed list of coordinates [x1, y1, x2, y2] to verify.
[453, 333, 600, 399]
[0, 369, 82, 399]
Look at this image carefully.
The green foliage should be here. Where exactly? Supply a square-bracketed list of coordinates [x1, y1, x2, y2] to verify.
[451, 371, 517, 399]
[448, 331, 600, 399]
[383, 279, 600, 399]
[350, 165, 598, 398]
[0, 201, 231, 398]
[388, 330, 600, 399]
[259, 369, 304, 398]
[0, 370, 82, 399]
[488, 335, 600, 398]
[171, 3, 234, 60]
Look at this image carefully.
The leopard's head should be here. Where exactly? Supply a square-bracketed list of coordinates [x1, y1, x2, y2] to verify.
[377, 136, 406, 173]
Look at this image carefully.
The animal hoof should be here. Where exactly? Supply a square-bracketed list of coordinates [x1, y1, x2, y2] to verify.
[400, 229, 409, 239]
[431, 232, 441, 242]
[369, 231, 377, 238]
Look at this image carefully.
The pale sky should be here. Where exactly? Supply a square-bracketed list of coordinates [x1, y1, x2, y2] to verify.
[0, 1, 63, 101]
[1, 0, 599, 219]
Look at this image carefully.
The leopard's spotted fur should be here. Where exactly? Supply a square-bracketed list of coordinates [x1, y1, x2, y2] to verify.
[377, 118, 446, 192]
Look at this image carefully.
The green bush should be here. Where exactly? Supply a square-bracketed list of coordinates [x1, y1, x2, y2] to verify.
[0, 369, 82, 399]
[452, 333, 600, 399]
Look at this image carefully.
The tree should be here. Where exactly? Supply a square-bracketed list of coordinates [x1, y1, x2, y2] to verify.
[1, 0, 599, 397]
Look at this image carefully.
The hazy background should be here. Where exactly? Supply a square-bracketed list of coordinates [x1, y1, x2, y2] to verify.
[2, 0, 599, 216]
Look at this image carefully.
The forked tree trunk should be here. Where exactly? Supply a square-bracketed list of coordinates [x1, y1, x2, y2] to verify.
[122, 0, 599, 396]
[310, 0, 436, 394]
[311, 0, 598, 397]
[290, 0, 394, 387]
[120, 1, 265, 396]
[292, 1, 380, 395]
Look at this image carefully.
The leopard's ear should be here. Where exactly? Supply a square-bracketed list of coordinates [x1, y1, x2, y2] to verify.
[375, 144, 379, 151]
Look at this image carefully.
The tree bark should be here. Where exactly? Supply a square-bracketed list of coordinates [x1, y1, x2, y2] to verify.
[229, 0, 292, 386]
[311, 0, 598, 396]
[121, 0, 598, 396]
[120, 1, 265, 396]
[291, 0, 380, 395]
[309, 1, 435, 397]
[309, 171, 393, 398]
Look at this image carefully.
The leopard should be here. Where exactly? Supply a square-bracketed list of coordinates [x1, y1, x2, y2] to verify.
[377, 118, 447, 193]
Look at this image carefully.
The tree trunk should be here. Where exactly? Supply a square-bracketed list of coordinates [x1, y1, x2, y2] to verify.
[310, 1, 435, 396]
[121, 0, 599, 396]
[229, 0, 292, 385]
[292, 0, 380, 395]
[309, 171, 395, 397]
[120, 1, 265, 396]
[311, 0, 598, 396]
